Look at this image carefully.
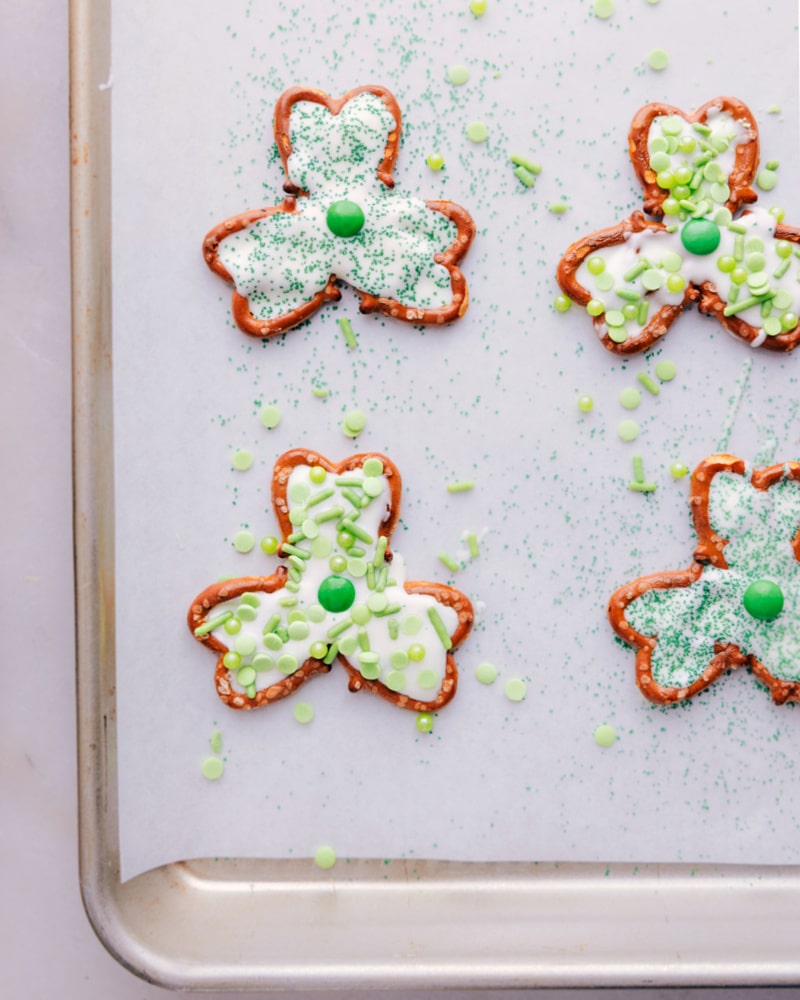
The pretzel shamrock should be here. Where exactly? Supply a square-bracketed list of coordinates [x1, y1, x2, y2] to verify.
[203, 86, 476, 337]
[609, 454, 800, 705]
[558, 97, 800, 354]
[188, 449, 474, 712]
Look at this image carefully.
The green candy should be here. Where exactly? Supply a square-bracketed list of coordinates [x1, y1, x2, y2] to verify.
[680, 218, 721, 256]
[317, 574, 356, 613]
[742, 579, 784, 620]
[326, 199, 365, 238]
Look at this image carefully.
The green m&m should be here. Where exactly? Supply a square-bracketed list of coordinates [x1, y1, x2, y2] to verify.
[317, 574, 356, 613]
[680, 218, 721, 256]
[326, 199, 365, 238]
[742, 579, 784, 621]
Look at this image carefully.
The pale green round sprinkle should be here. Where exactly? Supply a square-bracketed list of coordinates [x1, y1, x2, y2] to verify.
[367, 592, 389, 613]
[362, 457, 384, 477]
[260, 535, 279, 555]
[619, 387, 641, 410]
[577, 394, 594, 413]
[234, 634, 257, 657]
[307, 604, 327, 623]
[554, 294, 572, 313]
[350, 604, 371, 626]
[504, 678, 526, 702]
[287, 609, 307, 625]
[746, 252, 766, 273]
[710, 182, 730, 204]
[713, 207, 732, 226]
[293, 702, 314, 724]
[747, 270, 769, 290]
[223, 650, 242, 670]
[277, 654, 299, 675]
[252, 653, 273, 672]
[661, 251, 682, 272]
[605, 309, 625, 328]
[647, 48, 668, 71]
[641, 269, 663, 291]
[259, 404, 281, 429]
[202, 757, 224, 781]
[359, 660, 381, 681]
[233, 530, 255, 553]
[770, 205, 786, 222]
[401, 615, 422, 635]
[617, 419, 640, 442]
[264, 633, 283, 651]
[237, 665, 256, 688]
[339, 634, 358, 656]
[592, 0, 614, 18]
[764, 316, 783, 337]
[289, 507, 307, 525]
[595, 272, 614, 291]
[232, 449, 253, 471]
[649, 151, 670, 172]
[344, 409, 366, 432]
[310, 536, 332, 559]
[418, 669, 438, 690]
[475, 661, 497, 684]
[448, 64, 470, 85]
[466, 121, 488, 143]
[314, 845, 336, 870]
[385, 671, 406, 692]
[670, 461, 688, 479]
[426, 151, 445, 171]
[362, 476, 383, 498]
[746, 235, 765, 252]
[416, 713, 434, 734]
[408, 643, 426, 661]
[348, 557, 368, 578]
[655, 358, 677, 381]
[593, 724, 617, 747]
[301, 518, 319, 540]
[288, 621, 310, 641]
[223, 617, 242, 636]
[240, 593, 260, 608]
[587, 256, 605, 275]
[237, 604, 257, 621]
[608, 326, 629, 345]
[289, 483, 310, 505]
[757, 168, 778, 191]
[390, 650, 410, 669]
[586, 298, 605, 317]
[649, 136, 668, 153]
[661, 116, 683, 136]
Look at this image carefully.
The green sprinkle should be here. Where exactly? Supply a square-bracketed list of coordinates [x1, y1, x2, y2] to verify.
[426, 151, 445, 171]
[447, 480, 474, 493]
[314, 845, 337, 870]
[647, 48, 668, 71]
[313, 505, 344, 524]
[447, 64, 470, 85]
[259, 404, 281, 429]
[327, 619, 353, 640]
[727, 221, 748, 235]
[594, 724, 617, 748]
[632, 455, 645, 484]
[592, 0, 614, 18]
[467, 532, 480, 558]
[670, 461, 688, 480]
[513, 165, 538, 188]
[416, 713, 434, 734]
[615, 287, 641, 303]
[773, 258, 791, 280]
[636, 372, 660, 396]
[311, 385, 329, 399]
[619, 387, 641, 410]
[623, 260, 649, 282]
[281, 542, 311, 560]
[209, 730, 222, 753]
[438, 551, 460, 573]
[617, 419, 639, 442]
[201, 757, 224, 781]
[194, 611, 233, 637]
[504, 678, 526, 702]
[466, 121, 488, 143]
[628, 481, 658, 493]
[343, 409, 366, 434]
[293, 702, 314, 725]
[233, 530, 255, 553]
[475, 661, 497, 685]
[548, 201, 569, 215]
[427, 607, 453, 650]
[340, 487, 363, 510]
[757, 168, 778, 192]
[338, 317, 357, 349]
[260, 535, 279, 554]
[577, 394, 594, 413]
[388, 619, 400, 640]
[374, 603, 402, 617]
[723, 295, 760, 317]
[323, 642, 339, 665]
[340, 520, 374, 545]
[373, 535, 388, 567]
[509, 153, 542, 174]
[232, 449, 253, 472]
[655, 359, 677, 381]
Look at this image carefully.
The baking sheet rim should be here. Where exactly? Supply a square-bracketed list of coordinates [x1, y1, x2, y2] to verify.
[70, 0, 800, 988]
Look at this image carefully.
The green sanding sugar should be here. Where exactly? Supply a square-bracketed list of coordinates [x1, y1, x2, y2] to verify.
[314, 845, 337, 870]
[475, 661, 497, 684]
[202, 756, 224, 781]
[232, 449, 254, 471]
[466, 121, 488, 143]
[259, 404, 281, 429]
[594, 724, 617, 747]
[505, 678, 526, 702]
[233, 530, 255, 553]
[447, 64, 470, 85]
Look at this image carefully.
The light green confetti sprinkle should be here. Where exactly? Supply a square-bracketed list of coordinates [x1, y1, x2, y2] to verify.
[232, 449, 253, 471]
[466, 121, 488, 143]
[448, 64, 470, 85]
[594, 724, 617, 747]
[593, 0, 614, 17]
[438, 551, 460, 573]
[548, 201, 569, 215]
[466, 532, 480, 558]
[504, 678, 526, 702]
[312, 385, 329, 399]
[655, 359, 677, 381]
[314, 845, 337, 870]
[293, 702, 314, 725]
[259, 404, 281, 429]
[426, 152, 444, 171]
[619, 387, 641, 410]
[447, 480, 474, 493]
[617, 419, 640, 442]
[202, 757, 224, 781]
[475, 661, 497, 684]
[233, 530, 255, 553]
[647, 48, 668, 71]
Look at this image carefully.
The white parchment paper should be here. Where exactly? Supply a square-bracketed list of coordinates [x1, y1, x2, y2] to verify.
[113, 0, 800, 880]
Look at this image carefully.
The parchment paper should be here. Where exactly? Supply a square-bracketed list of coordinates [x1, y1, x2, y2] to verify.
[113, 0, 800, 880]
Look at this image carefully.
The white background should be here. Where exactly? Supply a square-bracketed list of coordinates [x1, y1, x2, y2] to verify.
[4, 0, 800, 996]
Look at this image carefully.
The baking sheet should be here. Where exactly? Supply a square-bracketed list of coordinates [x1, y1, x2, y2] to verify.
[111, 0, 800, 881]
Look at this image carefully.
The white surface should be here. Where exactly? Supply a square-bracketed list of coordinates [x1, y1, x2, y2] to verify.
[111, 0, 800, 880]
[4, 0, 800, 995]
